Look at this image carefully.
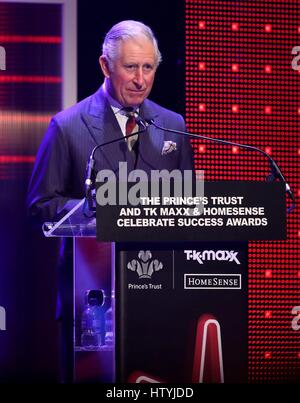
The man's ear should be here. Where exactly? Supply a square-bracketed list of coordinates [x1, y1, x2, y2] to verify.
[99, 55, 111, 78]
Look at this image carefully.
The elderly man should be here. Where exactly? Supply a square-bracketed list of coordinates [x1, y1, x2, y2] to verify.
[27, 20, 194, 382]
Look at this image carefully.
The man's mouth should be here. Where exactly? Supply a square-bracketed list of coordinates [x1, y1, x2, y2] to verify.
[128, 89, 145, 93]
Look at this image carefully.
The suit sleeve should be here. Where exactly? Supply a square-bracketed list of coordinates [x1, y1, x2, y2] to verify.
[27, 118, 81, 226]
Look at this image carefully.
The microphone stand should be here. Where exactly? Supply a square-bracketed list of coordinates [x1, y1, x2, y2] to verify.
[145, 119, 296, 214]
[83, 118, 147, 216]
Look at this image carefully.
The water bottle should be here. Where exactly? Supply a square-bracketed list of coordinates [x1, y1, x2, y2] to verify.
[104, 306, 113, 346]
[81, 289, 104, 349]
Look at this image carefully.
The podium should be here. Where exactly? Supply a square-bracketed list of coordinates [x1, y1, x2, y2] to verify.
[43, 200, 115, 383]
[43, 181, 286, 383]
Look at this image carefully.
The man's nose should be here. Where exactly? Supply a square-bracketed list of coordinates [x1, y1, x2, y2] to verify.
[133, 68, 144, 86]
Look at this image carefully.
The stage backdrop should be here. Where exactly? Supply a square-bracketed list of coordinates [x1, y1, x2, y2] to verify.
[0, 0, 76, 382]
[186, 0, 300, 382]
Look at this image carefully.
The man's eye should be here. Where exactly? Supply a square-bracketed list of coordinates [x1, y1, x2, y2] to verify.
[143, 64, 153, 71]
[125, 65, 135, 70]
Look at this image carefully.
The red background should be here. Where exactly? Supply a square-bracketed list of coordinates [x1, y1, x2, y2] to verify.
[186, 0, 300, 382]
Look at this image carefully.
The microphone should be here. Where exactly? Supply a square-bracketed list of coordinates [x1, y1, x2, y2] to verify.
[143, 118, 295, 213]
[82, 114, 148, 216]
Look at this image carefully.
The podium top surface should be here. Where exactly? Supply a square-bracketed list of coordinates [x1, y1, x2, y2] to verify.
[43, 198, 96, 237]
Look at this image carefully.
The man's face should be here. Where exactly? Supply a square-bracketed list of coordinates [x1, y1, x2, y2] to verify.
[100, 36, 157, 107]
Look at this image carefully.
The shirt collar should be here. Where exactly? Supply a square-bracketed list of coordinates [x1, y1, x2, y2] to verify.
[102, 81, 139, 116]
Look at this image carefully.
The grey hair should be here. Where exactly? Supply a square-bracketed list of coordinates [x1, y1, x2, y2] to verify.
[101, 20, 162, 69]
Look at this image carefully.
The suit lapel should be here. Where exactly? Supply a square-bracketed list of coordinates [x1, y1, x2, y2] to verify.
[81, 87, 131, 174]
[138, 101, 164, 170]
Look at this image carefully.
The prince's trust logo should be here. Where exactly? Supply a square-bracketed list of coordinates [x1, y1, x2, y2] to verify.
[127, 250, 163, 279]
[127, 251, 164, 291]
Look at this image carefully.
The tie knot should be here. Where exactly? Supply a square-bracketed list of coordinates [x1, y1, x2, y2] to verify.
[122, 106, 135, 116]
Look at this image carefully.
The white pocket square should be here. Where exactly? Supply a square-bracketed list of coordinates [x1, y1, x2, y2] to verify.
[161, 141, 177, 155]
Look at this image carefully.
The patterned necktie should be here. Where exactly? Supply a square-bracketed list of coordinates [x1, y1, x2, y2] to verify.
[126, 114, 137, 135]
[125, 113, 138, 151]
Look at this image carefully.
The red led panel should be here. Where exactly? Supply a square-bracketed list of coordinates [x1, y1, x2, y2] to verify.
[186, 0, 300, 382]
[0, 2, 62, 180]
